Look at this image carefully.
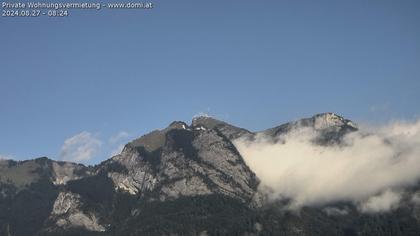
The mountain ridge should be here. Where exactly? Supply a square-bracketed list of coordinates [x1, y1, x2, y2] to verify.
[1, 113, 420, 235]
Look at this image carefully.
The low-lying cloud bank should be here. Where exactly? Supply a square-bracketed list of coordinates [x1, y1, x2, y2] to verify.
[234, 120, 420, 213]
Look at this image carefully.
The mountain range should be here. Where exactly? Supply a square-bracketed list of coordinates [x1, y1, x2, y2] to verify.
[1, 113, 419, 236]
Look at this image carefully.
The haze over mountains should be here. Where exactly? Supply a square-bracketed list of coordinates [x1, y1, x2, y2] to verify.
[1, 113, 420, 235]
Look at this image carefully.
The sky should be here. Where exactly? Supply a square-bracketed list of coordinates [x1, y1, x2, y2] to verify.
[1, 0, 419, 164]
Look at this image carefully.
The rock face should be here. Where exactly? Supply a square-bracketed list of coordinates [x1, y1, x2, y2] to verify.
[260, 112, 358, 144]
[1, 113, 420, 236]
[105, 120, 258, 202]
[48, 191, 105, 232]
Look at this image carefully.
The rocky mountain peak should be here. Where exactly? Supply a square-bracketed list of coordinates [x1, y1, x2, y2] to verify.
[313, 112, 357, 130]
[126, 121, 190, 153]
[107, 118, 259, 204]
[192, 116, 252, 140]
[258, 113, 358, 145]
[168, 121, 189, 130]
[191, 116, 225, 129]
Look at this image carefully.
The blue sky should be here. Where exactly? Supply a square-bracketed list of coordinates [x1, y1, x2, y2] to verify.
[1, 0, 419, 164]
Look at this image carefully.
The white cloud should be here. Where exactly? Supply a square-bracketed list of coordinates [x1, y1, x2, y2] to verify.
[60, 131, 101, 163]
[234, 119, 420, 212]
[108, 131, 130, 145]
[108, 131, 131, 157]
[359, 190, 401, 213]
[110, 144, 125, 156]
